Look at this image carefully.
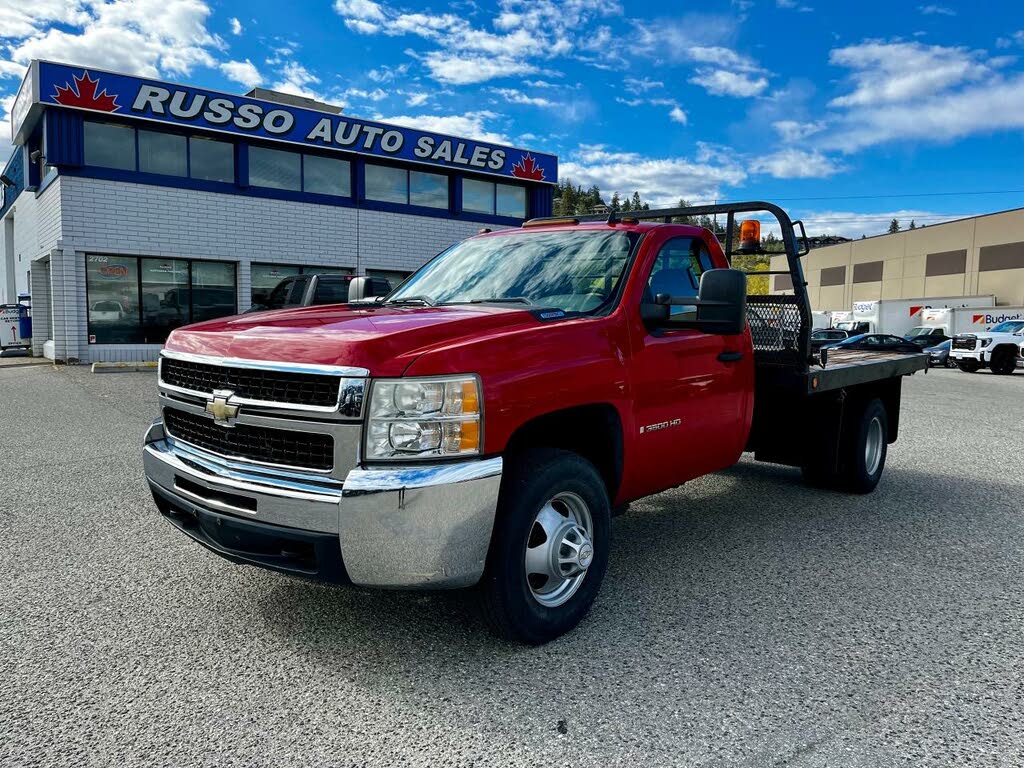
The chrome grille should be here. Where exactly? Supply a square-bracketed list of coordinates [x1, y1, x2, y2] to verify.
[952, 337, 977, 351]
[161, 357, 342, 407]
[163, 407, 334, 471]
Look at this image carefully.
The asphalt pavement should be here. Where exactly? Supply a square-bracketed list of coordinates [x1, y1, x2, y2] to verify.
[2, 362, 1023, 767]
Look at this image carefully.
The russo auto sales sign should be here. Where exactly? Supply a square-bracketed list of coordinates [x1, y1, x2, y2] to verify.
[15, 60, 558, 183]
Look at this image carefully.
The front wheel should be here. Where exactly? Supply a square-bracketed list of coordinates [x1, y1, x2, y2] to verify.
[479, 448, 610, 644]
[957, 359, 981, 373]
[990, 349, 1017, 375]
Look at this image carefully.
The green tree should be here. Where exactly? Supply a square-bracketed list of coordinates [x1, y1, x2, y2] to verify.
[631, 191, 642, 211]
[610, 191, 621, 212]
[909, 219, 917, 230]
[888, 218, 901, 234]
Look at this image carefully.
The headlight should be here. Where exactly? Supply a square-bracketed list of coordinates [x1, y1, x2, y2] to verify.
[365, 376, 481, 461]
[981, 338, 993, 347]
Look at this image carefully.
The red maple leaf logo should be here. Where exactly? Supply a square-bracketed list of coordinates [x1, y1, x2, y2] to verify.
[53, 72, 120, 113]
[510, 153, 545, 181]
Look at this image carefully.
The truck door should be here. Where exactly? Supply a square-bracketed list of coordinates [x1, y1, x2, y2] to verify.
[627, 234, 752, 494]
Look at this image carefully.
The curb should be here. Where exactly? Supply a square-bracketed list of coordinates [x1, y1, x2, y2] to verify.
[91, 361, 159, 374]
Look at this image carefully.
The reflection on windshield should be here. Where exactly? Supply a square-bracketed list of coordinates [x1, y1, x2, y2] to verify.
[389, 229, 639, 314]
[990, 321, 1024, 334]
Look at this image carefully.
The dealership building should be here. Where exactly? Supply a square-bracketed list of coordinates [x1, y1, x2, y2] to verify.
[0, 60, 557, 362]
[771, 207, 1024, 310]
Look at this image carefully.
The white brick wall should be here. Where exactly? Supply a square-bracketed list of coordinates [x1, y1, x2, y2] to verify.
[29, 176, 489, 362]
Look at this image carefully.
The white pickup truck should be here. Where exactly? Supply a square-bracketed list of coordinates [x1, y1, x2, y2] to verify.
[949, 320, 1024, 374]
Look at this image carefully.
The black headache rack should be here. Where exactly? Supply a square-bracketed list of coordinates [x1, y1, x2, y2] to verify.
[574, 201, 928, 394]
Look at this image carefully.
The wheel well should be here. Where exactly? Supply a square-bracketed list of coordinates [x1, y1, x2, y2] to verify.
[991, 343, 1019, 357]
[504, 404, 624, 500]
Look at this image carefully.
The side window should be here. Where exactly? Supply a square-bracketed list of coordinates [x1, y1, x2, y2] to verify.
[264, 279, 293, 310]
[645, 237, 713, 317]
[288, 277, 310, 305]
[312, 278, 351, 305]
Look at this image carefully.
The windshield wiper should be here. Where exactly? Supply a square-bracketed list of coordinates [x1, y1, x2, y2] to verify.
[385, 295, 436, 307]
[467, 297, 535, 305]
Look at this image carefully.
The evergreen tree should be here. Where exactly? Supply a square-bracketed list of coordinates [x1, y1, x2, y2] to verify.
[610, 191, 621, 213]
[909, 219, 917, 229]
[888, 218, 901, 234]
[631, 191, 642, 211]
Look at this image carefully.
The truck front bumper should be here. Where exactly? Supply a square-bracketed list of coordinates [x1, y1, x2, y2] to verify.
[143, 420, 502, 589]
[949, 349, 986, 363]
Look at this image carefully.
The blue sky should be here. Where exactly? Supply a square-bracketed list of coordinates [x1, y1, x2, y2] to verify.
[2, 0, 1024, 236]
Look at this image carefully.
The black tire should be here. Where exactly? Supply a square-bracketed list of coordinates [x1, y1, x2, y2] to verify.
[479, 448, 610, 645]
[838, 398, 888, 494]
[990, 349, 1017, 375]
[957, 360, 981, 373]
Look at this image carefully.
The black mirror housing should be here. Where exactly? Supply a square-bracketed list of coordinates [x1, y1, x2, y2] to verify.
[645, 269, 747, 335]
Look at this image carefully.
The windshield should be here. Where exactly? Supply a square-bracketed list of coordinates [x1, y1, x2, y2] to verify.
[388, 229, 639, 313]
[906, 326, 929, 336]
[990, 321, 1024, 334]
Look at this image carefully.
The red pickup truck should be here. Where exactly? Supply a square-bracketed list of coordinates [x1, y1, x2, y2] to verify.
[144, 202, 926, 644]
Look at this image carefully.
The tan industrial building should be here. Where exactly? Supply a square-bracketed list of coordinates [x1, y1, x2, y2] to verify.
[771, 207, 1024, 310]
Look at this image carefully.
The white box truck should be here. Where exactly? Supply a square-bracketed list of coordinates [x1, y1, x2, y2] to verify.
[834, 296, 996, 336]
[910, 306, 1024, 337]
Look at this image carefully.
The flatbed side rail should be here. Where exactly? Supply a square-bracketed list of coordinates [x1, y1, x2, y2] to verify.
[578, 201, 813, 372]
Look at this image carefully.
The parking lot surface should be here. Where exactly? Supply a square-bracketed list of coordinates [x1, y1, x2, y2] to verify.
[2, 362, 1023, 767]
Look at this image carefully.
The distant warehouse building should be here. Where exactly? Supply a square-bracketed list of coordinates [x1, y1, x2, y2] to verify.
[771, 207, 1024, 310]
[0, 60, 557, 363]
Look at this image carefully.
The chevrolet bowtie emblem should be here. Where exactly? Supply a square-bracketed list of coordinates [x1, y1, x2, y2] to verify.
[205, 390, 239, 426]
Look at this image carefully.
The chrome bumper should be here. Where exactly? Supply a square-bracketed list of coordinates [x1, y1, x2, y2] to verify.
[143, 419, 502, 588]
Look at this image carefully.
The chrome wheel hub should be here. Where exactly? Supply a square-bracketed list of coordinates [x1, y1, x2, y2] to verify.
[865, 416, 883, 476]
[524, 491, 595, 608]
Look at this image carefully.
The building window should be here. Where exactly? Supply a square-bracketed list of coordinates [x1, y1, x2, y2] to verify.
[138, 129, 186, 177]
[462, 179, 527, 217]
[496, 183, 527, 218]
[365, 163, 408, 204]
[304, 154, 351, 196]
[250, 263, 354, 307]
[979, 242, 1024, 272]
[819, 265, 846, 287]
[925, 250, 967, 277]
[249, 145, 301, 190]
[86, 255, 237, 344]
[462, 178, 494, 214]
[86, 255, 141, 343]
[190, 137, 234, 183]
[410, 171, 449, 208]
[852, 260, 884, 283]
[84, 122, 136, 171]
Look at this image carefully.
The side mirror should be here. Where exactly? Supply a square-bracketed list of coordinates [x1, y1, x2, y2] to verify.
[644, 268, 747, 335]
[348, 277, 391, 302]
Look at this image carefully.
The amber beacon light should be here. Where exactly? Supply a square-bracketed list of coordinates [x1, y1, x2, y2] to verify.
[737, 219, 761, 254]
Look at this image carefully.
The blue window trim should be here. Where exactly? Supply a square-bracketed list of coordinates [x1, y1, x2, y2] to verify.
[51, 115, 551, 225]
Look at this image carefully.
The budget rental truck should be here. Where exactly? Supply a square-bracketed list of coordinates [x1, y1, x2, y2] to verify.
[143, 202, 927, 644]
[835, 296, 996, 336]
[910, 306, 1024, 338]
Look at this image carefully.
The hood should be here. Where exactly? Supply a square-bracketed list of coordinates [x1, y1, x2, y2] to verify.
[164, 303, 541, 376]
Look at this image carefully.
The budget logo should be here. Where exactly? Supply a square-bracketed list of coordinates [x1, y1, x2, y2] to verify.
[52, 71, 120, 113]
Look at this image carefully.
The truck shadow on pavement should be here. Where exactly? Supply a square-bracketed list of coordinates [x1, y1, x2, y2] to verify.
[245, 456, 1019, 670]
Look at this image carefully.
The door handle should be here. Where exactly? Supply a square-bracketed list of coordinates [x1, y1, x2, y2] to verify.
[717, 350, 743, 363]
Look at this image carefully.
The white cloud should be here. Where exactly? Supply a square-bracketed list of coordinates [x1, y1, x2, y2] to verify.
[623, 76, 663, 93]
[823, 73, 1024, 152]
[669, 106, 688, 124]
[336, 0, 621, 85]
[772, 120, 826, 141]
[750, 148, 843, 178]
[0, 61, 26, 80]
[919, 4, 956, 15]
[6, 0, 220, 78]
[333, 0, 386, 21]
[492, 87, 555, 108]
[229, 17, 242, 35]
[777, 0, 814, 10]
[561, 144, 746, 207]
[689, 68, 768, 97]
[0, 1, 91, 40]
[270, 61, 321, 99]
[421, 51, 537, 85]
[220, 59, 261, 88]
[366, 63, 409, 82]
[828, 41, 992, 108]
[405, 92, 429, 106]
[339, 86, 387, 103]
[375, 111, 509, 144]
[796, 209, 973, 239]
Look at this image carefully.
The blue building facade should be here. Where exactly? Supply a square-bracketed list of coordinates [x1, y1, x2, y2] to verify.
[1, 60, 557, 362]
